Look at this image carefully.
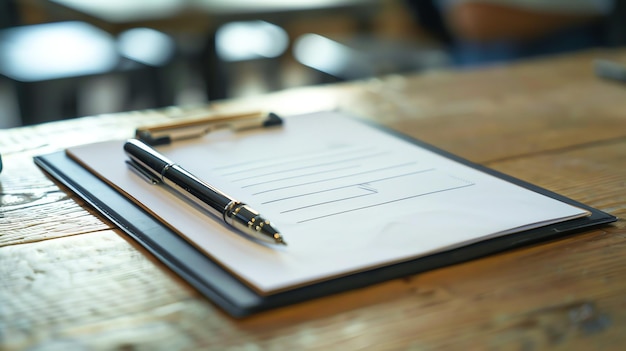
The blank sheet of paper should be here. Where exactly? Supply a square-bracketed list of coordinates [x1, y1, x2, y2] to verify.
[67, 111, 588, 294]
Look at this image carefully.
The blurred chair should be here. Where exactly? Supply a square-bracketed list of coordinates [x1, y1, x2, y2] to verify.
[216, 21, 289, 63]
[0, 21, 121, 125]
[293, 33, 449, 83]
[0, 14, 176, 125]
[117, 27, 178, 110]
[605, 0, 626, 46]
[197, 20, 289, 100]
[404, 0, 619, 66]
[0, 0, 19, 30]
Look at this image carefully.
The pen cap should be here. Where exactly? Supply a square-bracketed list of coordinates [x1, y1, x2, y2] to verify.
[124, 139, 173, 178]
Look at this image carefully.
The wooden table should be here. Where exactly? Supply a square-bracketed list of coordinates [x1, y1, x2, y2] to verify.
[1, 49, 625, 350]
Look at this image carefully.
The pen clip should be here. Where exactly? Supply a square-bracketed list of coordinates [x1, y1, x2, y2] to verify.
[135, 111, 283, 146]
[126, 160, 161, 185]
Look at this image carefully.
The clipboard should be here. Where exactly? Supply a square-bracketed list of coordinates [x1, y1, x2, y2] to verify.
[33, 116, 617, 317]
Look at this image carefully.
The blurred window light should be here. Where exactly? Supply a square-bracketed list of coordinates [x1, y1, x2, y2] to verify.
[0, 22, 118, 82]
[216, 21, 288, 62]
[117, 27, 175, 67]
[294, 33, 370, 79]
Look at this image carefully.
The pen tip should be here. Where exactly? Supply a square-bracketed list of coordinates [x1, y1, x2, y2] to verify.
[274, 234, 287, 246]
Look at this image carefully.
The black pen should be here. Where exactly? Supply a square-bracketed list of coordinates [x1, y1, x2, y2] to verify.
[124, 138, 286, 246]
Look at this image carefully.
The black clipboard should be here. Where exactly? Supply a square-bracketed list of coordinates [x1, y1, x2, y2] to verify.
[34, 122, 617, 318]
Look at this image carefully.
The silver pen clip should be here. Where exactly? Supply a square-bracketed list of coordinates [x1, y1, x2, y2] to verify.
[126, 160, 161, 185]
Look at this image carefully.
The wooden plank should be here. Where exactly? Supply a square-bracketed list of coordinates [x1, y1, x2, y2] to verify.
[487, 139, 626, 217]
[0, 154, 110, 246]
[346, 50, 626, 163]
[1, 139, 623, 350]
[0, 230, 202, 350]
[2, 226, 623, 350]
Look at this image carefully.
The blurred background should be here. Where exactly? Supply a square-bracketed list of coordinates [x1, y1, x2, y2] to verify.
[1, 0, 624, 128]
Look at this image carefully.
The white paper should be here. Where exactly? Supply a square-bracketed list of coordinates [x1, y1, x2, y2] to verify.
[67, 111, 588, 293]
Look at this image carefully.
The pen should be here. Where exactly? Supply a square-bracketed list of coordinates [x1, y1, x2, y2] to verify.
[136, 111, 282, 145]
[124, 138, 286, 246]
[594, 59, 626, 83]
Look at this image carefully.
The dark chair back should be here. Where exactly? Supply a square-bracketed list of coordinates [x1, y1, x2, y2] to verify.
[606, 0, 626, 46]
[0, 0, 20, 29]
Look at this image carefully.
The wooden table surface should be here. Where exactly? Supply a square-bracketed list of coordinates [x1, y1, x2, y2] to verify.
[1, 49, 625, 350]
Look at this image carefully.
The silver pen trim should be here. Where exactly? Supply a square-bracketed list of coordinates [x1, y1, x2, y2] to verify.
[124, 139, 286, 246]
[126, 160, 160, 184]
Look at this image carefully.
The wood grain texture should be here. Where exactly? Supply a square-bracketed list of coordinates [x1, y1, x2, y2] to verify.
[1, 49, 625, 351]
[348, 50, 626, 163]
[489, 140, 626, 217]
